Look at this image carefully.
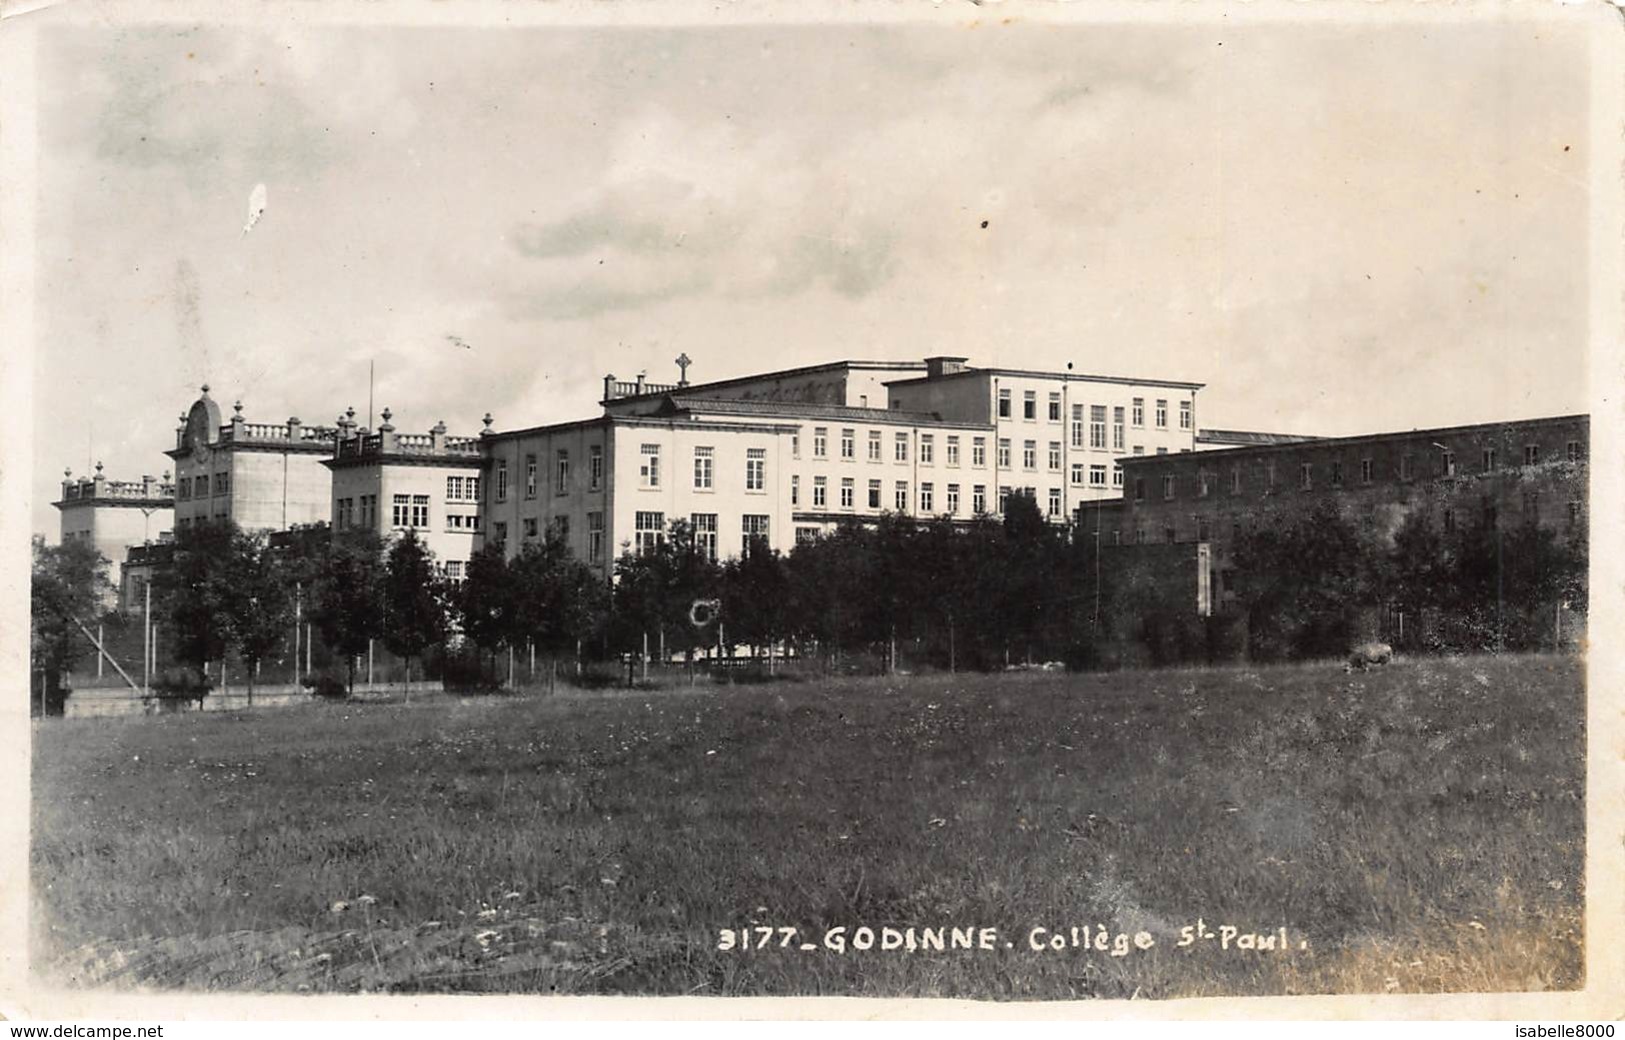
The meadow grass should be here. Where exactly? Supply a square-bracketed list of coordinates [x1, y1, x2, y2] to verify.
[31, 653, 1583, 998]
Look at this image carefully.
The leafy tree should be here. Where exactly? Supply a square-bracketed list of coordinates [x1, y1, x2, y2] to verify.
[30, 537, 111, 715]
[458, 543, 516, 673]
[381, 529, 449, 692]
[221, 528, 291, 706]
[311, 528, 387, 695]
[1231, 501, 1381, 660]
[154, 520, 237, 673]
[720, 538, 790, 663]
[610, 520, 721, 670]
[510, 524, 608, 682]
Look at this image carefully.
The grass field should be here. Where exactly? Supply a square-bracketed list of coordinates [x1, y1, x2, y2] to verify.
[31, 653, 1584, 999]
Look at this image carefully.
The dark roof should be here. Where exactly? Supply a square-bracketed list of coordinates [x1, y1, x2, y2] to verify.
[1197, 428, 1321, 446]
[605, 359, 927, 404]
[1122, 413, 1590, 466]
[669, 396, 987, 428]
[883, 366, 1205, 391]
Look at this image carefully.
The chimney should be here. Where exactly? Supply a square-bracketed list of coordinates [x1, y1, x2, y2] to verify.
[603, 374, 617, 401]
[924, 356, 969, 380]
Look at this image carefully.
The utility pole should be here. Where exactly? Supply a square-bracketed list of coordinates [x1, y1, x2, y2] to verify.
[96, 623, 104, 679]
[293, 582, 302, 688]
[143, 581, 151, 696]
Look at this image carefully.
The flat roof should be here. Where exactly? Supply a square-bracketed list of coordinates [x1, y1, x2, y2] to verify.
[1121, 413, 1590, 466]
[883, 367, 1205, 391]
[1196, 428, 1321, 446]
[604, 359, 928, 404]
[671, 396, 993, 429]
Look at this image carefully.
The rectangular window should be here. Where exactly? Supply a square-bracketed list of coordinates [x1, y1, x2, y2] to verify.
[1441, 450, 1456, 477]
[1022, 440, 1036, 469]
[1134, 445, 1145, 456]
[841, 428, 855, 460]
[1157, 447, 1169, 456]
[215, 472, 230, 496]
[1199, 470, 1212, 497]
[1522, 491, 1540, 517]
[556, 450, 570, 494]
[411, 495, 429, 528]
[1048, 392, 1062, 422]
[997, 388, 1012, 419]
[1047, 441, 1062, 471]
[1155, 399, 1168, 429]
[589, 445, 603, 491]
[336, 498, 352, 529]
[895, 432, 909, 462]
[1162, 474, 1176, 500]
[840, 477, 854, 509]
[813, 476, 827, 508]
[746, 448, 766, 491]
[920, 434, 934, 465]
[1071, 463, 1085, 486]
[392, 494, 410, 528]
[796, 526, 820, 546]
[1047, 487, 1061, 517]
[972, 485, 987, 514]
[1566, 440, 1583, 462]
[1399, 453, 1413, 481]
[1113, 407, 1125, 450]
[553, 516, 569, 543]
[635, 511, 665, 554]
[1481, 447, 1497, 473]
[694, 446, 714, 490]
[588, 511, 604, 561]
[496, 459, 511, 501]
[947, 483, 960, 514]
[920, 482, 934, 513]
[1329, 461, 1343, 487]
[1133, 477, 1145, 502]
[1361, 458, 1373, 485]
[639, 444, 661, 488]
[741, 514, 770, 552]
[1265, 460, 1276, 490]
[1567, 500, 1583, 526]
[1090, 405, 1107, 449]
[1132, 398, 1145, 427]
[1524, 444, 1539, 466]
[1179, 400, 1192, 431]
[445, 560, 464, 583]
[868, 430, 883, 461]
[525, 454, 538, 498]
[791, 474, 800, 506]
[1071, 404, 1085, 449]
[690, 513, 718, 562]
[813, 427, 828, 458]
[1299, 462, 1313, 490]
[895, 481, 909, 512]
[973, 437, 987, 467]
[946, 436, 960, 466]
[791, 433, 800, 459]
[196, 474, 209, 497]
[1112, 464, 1124, 488]
[1089, 464, 1107, 488]
[868, 479, 882, 509]
[1164, 526, 1177, 545]
[492, 521, 507, 545]
[1197, 518, 1211, 542]
[523, 517, 539, 540]
[1230, 466, 1241, 494]
[1023, 390, 1036, 420]
[446, 475, 463, 502]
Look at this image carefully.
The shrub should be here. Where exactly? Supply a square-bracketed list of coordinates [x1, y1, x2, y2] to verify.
[149, 666, 212, 706]
[301, 670, 349, 699]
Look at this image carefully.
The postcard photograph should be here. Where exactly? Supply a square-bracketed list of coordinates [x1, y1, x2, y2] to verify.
[8, 0, 1620, 1016]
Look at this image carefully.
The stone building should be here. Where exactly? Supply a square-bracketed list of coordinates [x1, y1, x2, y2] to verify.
[323, 408, 485, 581]
[52, 464, 175, 606]
[1116, 413, 1590, 613]
[165, 387, 340, 533]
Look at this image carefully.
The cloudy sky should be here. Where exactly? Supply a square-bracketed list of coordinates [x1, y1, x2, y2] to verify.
[29, 11, 1593, 538]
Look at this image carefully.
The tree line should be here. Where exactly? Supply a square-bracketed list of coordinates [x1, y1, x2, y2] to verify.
[29, 490, 1587, 711]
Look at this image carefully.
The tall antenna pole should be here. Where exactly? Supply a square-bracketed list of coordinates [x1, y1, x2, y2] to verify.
[368, 360, 375, 430]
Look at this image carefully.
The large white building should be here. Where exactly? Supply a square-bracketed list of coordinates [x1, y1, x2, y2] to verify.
[475, 355, 1207, 570]
[165, 387, 340, 533]
[52, 464, 175, 607]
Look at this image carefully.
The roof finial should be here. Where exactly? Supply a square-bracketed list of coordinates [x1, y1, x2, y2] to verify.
[200, 383, 211, 395]
[95, 460, 104, 474]
[233, 400, 244, 417]
[675, 351, 692, 386]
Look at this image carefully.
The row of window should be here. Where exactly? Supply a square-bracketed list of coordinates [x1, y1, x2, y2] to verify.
[1137, 440, 1587, 503]
[174, 472, 230, 501]
[489, 512, 607, 563]
[630, 511, 770, 558]
[493, 446, 605, 502]
[995, 390, 1191, 432]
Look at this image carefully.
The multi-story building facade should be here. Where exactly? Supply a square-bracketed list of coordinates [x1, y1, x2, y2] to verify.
[1117, 414, 1590, 612]
[883, 356, 1205, 518]
[165, 387, 340, 533]
[324, 409, 485, 580]
[52, 464, 175, 606]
